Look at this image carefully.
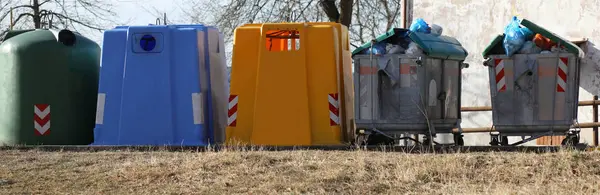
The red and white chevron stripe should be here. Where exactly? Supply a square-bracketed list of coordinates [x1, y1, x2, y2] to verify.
[34, 104, 50, 136]
[495, 59, 506, 92]
[556, 57, 568, 92]
[228, 95, 238, 127]
[328, 93, 339, 126]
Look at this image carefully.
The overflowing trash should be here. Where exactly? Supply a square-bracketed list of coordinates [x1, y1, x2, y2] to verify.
[364, 18, 442, 56]
[502, 16, 566, 56]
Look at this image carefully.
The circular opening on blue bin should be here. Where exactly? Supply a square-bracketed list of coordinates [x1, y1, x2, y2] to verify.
[140, 34, 156, 51]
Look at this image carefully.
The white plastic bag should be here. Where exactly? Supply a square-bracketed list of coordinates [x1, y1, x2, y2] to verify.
[387, 44, 406, 54]
[430, 24, 443, 36]
[405, 42, 423, 55]
[517, 41, 541, 54]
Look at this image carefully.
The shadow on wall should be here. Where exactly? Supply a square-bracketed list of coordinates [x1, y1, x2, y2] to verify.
[579, 41, 600, 96]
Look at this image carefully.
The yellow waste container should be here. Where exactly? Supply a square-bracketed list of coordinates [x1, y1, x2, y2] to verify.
[226, 22, 354, 146]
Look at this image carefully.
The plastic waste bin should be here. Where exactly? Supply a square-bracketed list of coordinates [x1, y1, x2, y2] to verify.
[482, 19, 584, 145]
[0, 29, 100, 145]
[352, 28, 469, 145]
[226, 22, 354, 146]
[92, 24, 229, 146]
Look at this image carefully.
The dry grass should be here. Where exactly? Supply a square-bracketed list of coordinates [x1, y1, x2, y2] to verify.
[1, 149, 600, 195]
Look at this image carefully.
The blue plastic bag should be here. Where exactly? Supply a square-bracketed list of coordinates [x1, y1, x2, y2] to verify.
[366, 42, 386, 55]
[409, 18, 431, 34]
[503, 16, 530, 57]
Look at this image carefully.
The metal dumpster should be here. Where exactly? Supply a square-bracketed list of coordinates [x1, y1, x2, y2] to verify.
[482, 19, 584, 145]
[352, 28, 469, 145]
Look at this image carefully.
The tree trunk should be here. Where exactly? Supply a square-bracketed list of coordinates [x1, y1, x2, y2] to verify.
[338, 0, 353, 27]
[32, 0, 42, 28]
[319, 0, 339, 23]
[319, 0, 354, 27]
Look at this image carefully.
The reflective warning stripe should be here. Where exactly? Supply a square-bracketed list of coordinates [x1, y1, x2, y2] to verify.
[328, 93, 339, 126]
[556, 57, 568, 92]
[495, 59, 506, 92]
[228, 95, 238, 127]
[34, 104, 51, 136]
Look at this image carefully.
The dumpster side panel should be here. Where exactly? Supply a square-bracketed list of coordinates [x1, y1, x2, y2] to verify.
[65, 34, 101, 145]
[399, 57, 425, 123]
[340, 35, 355, 142]
[117, 27, 175, 144]
[306, 25, 343, 145]
[226, 25, 261, 144]
[207, 29, 229, 144]
[355, 56, 380, 122]
[93, 28, 127, 144]
[251, 24, 312, 145]
[425, 58, 443, 120]
[489, 56, 515, 126]
[0, 53, 18, 144]
[537, 56, 560, 122]
[512, 55, 536, 126]
[443, 60, 460, 119]
[489, 53, 577, 133]
[354, 53, 465, 133]
[384, 57, 423, 123]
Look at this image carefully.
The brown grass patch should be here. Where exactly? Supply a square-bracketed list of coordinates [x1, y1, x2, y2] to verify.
[1, 149, 599, 194]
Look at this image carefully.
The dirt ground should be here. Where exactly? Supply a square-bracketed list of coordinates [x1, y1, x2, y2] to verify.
[1, 149, 599, 194]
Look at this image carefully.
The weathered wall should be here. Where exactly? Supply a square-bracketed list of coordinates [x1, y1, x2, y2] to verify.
[409, 0, 600, 145]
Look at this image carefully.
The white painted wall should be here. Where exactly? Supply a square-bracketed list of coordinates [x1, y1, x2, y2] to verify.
[408, 0, 600, 146]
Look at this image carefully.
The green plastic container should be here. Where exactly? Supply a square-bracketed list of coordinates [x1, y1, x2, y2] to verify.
[0, 29, 100, 145]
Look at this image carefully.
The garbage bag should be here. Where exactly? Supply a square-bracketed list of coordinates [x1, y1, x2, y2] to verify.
[406, 42, 424, 55]
[503, 16, 529, 57]
[366, 42, 386, 55]
[387, 44, 406, 54]
[517, 41, 542, 54]
[430, 24, 443, 36]
[521, 27, 534, 40]
[551, 46, 568, 53]
[409, 18, 431, 34]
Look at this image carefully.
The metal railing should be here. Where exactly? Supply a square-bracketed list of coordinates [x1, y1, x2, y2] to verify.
[456, 95, 600, 146]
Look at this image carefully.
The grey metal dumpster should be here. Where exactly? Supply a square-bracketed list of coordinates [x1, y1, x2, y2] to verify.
[352, 28, 469, 145]
[482, 19, 585, 146]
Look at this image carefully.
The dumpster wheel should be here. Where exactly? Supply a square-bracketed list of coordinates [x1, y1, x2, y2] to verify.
[453, 133, 464, 146]
[561, 132, 580, 146]
[353, 130, 368, 147]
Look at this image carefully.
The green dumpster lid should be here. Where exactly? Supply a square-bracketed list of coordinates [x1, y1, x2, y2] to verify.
[352, 28, 469, 61]
[482, 19, 584, 58]
[351, 28, 407, 55]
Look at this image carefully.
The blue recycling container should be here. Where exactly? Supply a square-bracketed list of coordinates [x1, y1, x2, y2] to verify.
[92, 24, 229, 146]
